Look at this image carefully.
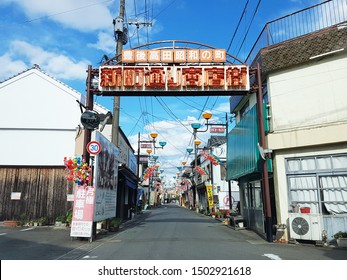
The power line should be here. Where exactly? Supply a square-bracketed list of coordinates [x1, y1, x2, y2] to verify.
[24, 0, 113, 23]
[235, 0, 262, 59]
[226, 0, 250, 52]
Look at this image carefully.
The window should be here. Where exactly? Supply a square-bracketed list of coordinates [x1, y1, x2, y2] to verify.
[286, 154, 347, 214]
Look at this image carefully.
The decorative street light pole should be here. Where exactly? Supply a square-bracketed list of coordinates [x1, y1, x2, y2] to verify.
[190, 111, 231, 212]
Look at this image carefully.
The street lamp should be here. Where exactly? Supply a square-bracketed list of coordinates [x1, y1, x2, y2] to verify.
[152, 154, 159, 161]
[189, 111, 231, 212]
[137, 131, 167, 209]
[150, 131, 167, 154]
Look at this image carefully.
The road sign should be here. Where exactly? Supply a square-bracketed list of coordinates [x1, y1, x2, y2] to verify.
[210, 126, 225, 133]
[87, 141, 102, 155]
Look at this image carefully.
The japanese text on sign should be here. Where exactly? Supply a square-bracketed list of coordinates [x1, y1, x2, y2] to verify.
[70, 185, 95, 238]
[99, 65, 249, 92]
[122, 49, 226, 64]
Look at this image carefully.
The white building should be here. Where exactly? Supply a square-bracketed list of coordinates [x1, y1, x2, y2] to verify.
[0, 65, 109, 222]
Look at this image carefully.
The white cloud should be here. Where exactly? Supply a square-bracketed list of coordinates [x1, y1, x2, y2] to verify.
[5, 0, 114, 32]
[0, 54, 28, 81]
[88, 32, 116, 54]
[5, 40, 90, 81]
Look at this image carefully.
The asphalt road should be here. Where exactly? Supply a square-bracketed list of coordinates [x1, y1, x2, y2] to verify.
[1, 204, 346, 260]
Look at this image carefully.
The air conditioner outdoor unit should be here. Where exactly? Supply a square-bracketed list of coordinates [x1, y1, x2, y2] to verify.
[288, 213, 324, 241]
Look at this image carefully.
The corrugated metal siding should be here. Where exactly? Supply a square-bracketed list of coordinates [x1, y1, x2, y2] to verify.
[227, 105, 260, 180]
[227, 103, 272, 180]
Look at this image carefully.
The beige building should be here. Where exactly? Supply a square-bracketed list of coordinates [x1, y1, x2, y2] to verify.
[227, 2, 347, 243]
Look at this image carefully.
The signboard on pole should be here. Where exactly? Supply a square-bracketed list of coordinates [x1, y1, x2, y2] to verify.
[87, 141, 102, 155]
[70, 185, 95, 238]
[210, 127, 225, 134]
[206, 184, 214, 211]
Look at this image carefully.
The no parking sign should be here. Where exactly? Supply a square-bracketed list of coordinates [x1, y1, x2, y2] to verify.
[86, 141, 102, 155]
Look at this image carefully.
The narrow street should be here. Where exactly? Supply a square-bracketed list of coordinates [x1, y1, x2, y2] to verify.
[1, 204, 346, 260]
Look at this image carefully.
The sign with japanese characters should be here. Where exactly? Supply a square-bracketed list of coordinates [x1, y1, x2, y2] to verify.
[122, 49, 227, 64]
[70, 185, 95, 238]
[210, 126, 226, 134]
[99, 65, 249, 93]
[206, 184, 214, 211]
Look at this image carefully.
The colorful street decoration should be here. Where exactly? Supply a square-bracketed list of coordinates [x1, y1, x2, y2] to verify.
[201, 151, 222, 166]
[182, 178, 191, 187]
[194, 166, 207, 175]
[63, 156, 92, 186]
[142, 165, 155, 181]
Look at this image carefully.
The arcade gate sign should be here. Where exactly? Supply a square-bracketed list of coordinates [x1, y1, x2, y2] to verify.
[91, 41, 250, 96]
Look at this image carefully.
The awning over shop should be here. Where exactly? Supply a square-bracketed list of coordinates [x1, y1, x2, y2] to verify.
[125, 178, 136, 189]
[119, 164, 138, 189]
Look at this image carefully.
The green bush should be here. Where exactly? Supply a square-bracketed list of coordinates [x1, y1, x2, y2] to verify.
[55, 215, 66, 223]
[333, 231, 347, 239]
[110, 218, 121, 228]
[65, 209, 73, 224]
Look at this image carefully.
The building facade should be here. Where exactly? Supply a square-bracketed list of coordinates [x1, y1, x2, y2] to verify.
[227, 1, 347, 242]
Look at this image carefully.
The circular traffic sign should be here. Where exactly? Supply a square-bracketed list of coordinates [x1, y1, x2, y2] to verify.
[87, 141, 102, 155]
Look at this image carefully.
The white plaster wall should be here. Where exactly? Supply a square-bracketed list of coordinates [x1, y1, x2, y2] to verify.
[268, 54, 347, 134]
[0, 68, 108, 166]
[0, 129, 77, 165]
[0, 70, 82, 129]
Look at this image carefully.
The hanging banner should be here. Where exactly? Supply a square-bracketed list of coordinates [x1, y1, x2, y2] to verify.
[206, 184, 214, 210]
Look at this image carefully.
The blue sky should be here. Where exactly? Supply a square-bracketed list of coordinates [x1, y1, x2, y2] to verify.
[0, 0, 322, 180]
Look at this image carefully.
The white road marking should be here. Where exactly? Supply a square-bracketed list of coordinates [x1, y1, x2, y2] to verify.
[20, 228, 34, 232]
[0, 233, 7, 236]
[82, 255, 98, 259]
[263, 253, 282, 260]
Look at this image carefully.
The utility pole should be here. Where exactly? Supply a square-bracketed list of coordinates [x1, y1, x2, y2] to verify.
[255, 63, 273, 243]
[111, 0, 125, 147]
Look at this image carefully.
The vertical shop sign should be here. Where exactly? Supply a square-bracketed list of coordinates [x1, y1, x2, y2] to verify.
[70, 185, 95, 238]
[206, 184, 214, 210]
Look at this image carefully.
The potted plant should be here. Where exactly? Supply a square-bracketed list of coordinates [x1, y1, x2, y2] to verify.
[215, 211, 222, 218]
[333, 231, 347, 247]
[55, 215, 66, 227]
[109, 218, 121, 232]
[37, 217, 47, 226]
[65, 209, 73, 227]
[32, 218, 39, 227]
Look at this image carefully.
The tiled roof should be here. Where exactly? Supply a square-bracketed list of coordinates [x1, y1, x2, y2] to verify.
[259, 23, 347, 73]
